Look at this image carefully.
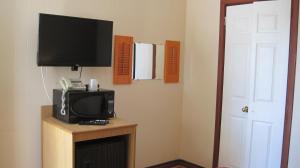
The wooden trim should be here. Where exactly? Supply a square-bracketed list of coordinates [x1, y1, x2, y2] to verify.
[147, 159, 204, 168]
[164, 40, 181, 83]
[212, 0, 299, 168]
[133, 43, 136, 79]
[180, 160, 204, 168]
[221, 0, 254, 5]
[212, 1, 226, 167]
[281, 0, 299, 167]
[146, 160, 180, 168]
[113, 35, 134, 84]
[153, 44, 157, 79]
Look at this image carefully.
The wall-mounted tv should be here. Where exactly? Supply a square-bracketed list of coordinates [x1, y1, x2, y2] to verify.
[37, 13, 113, 67]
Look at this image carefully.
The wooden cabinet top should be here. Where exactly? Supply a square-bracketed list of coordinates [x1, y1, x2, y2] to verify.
[41, 105, 137, 135]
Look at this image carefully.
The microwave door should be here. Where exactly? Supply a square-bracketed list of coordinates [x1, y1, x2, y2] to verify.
[71, 95, 104, 119]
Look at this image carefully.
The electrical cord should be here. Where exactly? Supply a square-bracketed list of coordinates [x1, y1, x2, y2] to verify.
[41, 66, 82, 104]
[60, 90, 66, 115]
[40, 67, 52, 103]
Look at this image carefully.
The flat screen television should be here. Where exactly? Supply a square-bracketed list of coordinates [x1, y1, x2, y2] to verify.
[37, 13, 113, 67]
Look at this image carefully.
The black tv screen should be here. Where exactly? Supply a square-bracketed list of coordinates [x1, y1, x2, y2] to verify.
[37, 14, 113, 67]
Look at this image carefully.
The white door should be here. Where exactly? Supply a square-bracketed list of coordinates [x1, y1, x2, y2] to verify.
[219, 1, 291, 168]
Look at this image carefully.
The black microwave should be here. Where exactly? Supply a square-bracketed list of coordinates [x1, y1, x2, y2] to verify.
[53, 89, 115, 123]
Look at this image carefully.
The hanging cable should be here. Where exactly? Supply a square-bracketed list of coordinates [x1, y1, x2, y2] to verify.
[40, 67, 52, 103]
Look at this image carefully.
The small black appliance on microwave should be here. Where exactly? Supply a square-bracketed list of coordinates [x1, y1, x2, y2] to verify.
[53, 89, 115, 123]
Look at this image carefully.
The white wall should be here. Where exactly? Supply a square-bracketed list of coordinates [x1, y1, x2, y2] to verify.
[3, 1, 298, 168]
[0, 0, 186, 168]
[180, 0, 220, 167]
[0, 1, 16, 168]
[288, 2, 300, 168]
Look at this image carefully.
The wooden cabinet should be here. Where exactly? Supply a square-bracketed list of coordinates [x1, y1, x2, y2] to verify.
[41, 106, 137, 168]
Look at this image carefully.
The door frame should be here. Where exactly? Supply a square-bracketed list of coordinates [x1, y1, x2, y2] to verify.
[212, 0, 299, 168]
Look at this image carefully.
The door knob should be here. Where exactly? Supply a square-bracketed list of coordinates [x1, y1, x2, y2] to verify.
[242, 106, 248, 113]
